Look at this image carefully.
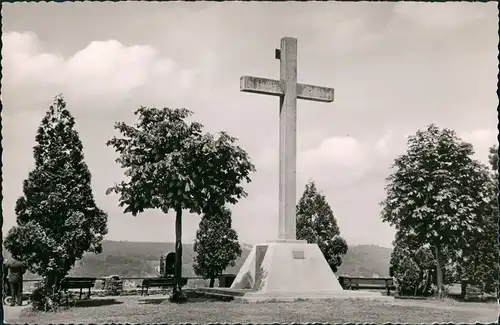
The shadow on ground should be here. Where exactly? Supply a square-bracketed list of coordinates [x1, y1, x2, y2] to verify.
[141, 290, 233, 305]
[72, 298, 124, 308]
[143, 297, 228, 305]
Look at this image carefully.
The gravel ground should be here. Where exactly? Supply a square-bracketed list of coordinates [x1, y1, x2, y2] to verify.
[11, 295, 498, 324]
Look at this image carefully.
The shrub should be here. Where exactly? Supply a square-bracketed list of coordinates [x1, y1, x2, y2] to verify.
[30, 285, 69, 312]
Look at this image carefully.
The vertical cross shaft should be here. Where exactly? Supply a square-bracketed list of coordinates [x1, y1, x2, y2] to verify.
[278, 37, 298, 240]
[239, 37, 335, 242]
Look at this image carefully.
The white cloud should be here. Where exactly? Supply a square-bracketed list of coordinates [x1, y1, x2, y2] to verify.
[257, 133, 397, 186]
[65, 40, 157, 94]
[2, 31, 199, 100]
[461, 128, 497, 163]
[2, 32, 63, 86]
[374, 131, 393, 156]
[253, 135, 371, 192]
[392, 2, 489, 31]
[298, 136, 368, 188]
[462, 128, 497, 143]
[387, 128, 497, 165]
[300, 136, 365, 168]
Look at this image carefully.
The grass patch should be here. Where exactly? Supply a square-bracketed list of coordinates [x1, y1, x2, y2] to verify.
[12, 295, 497, 324]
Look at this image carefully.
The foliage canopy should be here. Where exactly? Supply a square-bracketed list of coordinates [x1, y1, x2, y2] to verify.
[382, 124, 496, 295]
[5, 95, 108, 293]
[193, 206, 242, 287]
[107, 106, 255, 301]
[296, 181, 348, 273]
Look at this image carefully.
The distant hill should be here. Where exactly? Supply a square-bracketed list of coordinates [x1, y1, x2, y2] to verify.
[3, 240, 392, 279]
[336, 244, 393, 277]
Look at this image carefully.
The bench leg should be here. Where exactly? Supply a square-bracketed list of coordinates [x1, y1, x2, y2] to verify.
[79, 288, 82, 300]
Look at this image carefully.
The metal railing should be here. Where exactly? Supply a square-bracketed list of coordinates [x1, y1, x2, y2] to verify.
[19, 276, 206, 292]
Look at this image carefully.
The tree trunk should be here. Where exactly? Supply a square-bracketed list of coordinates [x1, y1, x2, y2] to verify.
[423, 269, 431, 296]
[434, 245, 444, 298]
[416, 269, 424, 296]
[45, 272, 61, 295]
[170, 206, 187, 303]
[460, 280, 467, 300]
[209, 278, 215, 288]
[458, 265, 466, 299]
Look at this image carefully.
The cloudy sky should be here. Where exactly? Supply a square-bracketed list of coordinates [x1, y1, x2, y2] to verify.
[2, 2, 498, 248]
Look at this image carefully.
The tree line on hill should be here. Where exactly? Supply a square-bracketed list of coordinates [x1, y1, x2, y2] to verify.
[4, 241, 391, 281]
[3, 95, 497, 310]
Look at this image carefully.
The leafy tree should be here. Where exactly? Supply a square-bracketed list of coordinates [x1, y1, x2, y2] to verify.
[296, 180, 348, 272]
[488, 144, 499, 295]
[381, 124, 494, 297]
[390, 144, 498, 296]
[389, 225, 459, 297]
[458, 144, 498, 294]
[489, 145, 498, 175]
[106, 106, 255, 302]
[389, 229, 437, 296]
[390, 245, 421, 296]
[4, 95, 108, 304]
[193, 206, 242, 287]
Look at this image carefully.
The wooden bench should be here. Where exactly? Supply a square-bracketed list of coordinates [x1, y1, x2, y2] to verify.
[60, 277, 96, 301]
[338, 276, 396, 296]
[459, 280, 482, 300]
[141, 277, 188, 296]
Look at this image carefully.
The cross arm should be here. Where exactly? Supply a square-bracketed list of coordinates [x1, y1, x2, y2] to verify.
[297, 84, 334, 103]
[240, 76, 283, 97]
[240, 76, 334, 103]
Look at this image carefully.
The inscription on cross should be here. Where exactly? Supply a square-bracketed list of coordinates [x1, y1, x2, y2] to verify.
[240, 37, 335, 241]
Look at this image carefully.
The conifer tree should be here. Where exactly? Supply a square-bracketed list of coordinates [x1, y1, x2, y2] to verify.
[296, 181, 348, 272]
[193, 206, 242, 287]
[4, 95, 108, 294]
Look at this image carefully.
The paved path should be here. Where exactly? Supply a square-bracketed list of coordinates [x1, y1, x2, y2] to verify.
[4, 305, 29, 324]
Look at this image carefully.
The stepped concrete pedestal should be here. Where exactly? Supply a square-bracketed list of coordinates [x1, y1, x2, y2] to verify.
[221, 240, 394, 303]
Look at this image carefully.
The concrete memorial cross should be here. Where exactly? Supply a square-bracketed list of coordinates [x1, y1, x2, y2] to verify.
[231, 37, 389, 301]
[240, 37, 335, 241]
